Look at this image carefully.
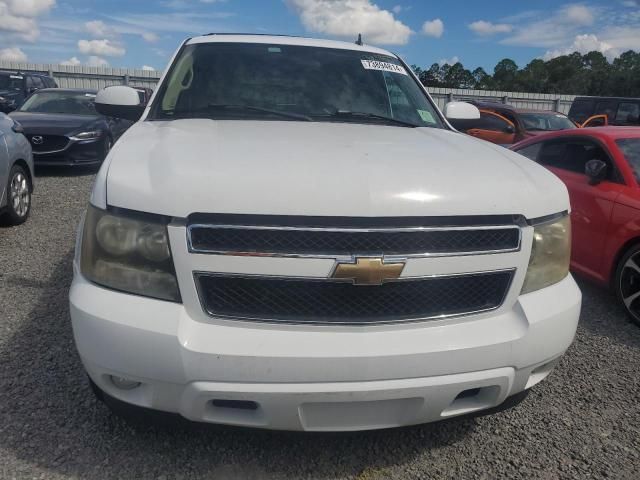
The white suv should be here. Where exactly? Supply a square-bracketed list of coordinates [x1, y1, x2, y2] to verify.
[70, 34, 581, 431]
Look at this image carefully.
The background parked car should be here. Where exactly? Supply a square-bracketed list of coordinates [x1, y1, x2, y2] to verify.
[569, 96, 640, 127]
[511, 127, 640, 326]
[9, 88, 132, 167]
[0, 71, 57, 113]
[0, 113, 33, 225]
[449, 101, 577, 145]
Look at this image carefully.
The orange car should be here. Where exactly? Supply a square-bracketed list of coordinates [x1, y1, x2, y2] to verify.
[450, 102, 580, 145]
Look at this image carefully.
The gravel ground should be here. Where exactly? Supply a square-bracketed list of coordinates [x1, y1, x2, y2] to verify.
[0, 170, 639, 480]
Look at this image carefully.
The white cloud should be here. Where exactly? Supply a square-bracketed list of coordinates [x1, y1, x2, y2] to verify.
[78, 39, 125, 57]
[543, 34, 618, 60]
[502, 4, 599, 48]
[0, 46, 26, 62]
[60, 56, 81, 66]
[142, 31, 159, 42]
[86, 55, 109, 67]
[469, 20, 512, 36]
[0, 2, 39, 41]
[85, 20, 115, 38]
[4, 0, 55, 17]
[141, 65, 155, 71]
[565, 4, 594, 25]
[439, 56, 460, 66]
[421, 18, 443, 38]
[285, 0, 412, 45]
[622, 1, 638, 6]
[392, 5, 402, 14]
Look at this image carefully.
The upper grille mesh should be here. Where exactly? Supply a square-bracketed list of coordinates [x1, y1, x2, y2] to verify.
[189, 226, 520, 256]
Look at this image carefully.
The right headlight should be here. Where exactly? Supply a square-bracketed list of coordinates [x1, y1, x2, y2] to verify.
[521, 215, 571, 295]
[80, 204, 181, 302]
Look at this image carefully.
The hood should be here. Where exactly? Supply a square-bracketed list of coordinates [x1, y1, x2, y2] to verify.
[8, 111, 102, 136]
[103, 120, 569, 220]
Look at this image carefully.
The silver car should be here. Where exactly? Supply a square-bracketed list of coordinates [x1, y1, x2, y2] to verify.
[0, 112, 33, 225]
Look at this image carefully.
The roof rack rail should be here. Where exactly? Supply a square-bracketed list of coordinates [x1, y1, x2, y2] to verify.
[203, 32, 302, 38]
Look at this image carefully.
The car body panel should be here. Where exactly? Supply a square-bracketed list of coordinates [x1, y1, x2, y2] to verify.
[0, 113, 34, 209]
[103, 119, 569, 220]
[0, 71, 57, 113]
[9, 89, 130, 166]
[453, 103, 576, 145]
[569, 96, 640, 126]
[71, 34, 580, 431]
[511, 127, 640, 285]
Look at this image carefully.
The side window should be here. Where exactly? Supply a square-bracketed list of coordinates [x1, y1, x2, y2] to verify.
[539, 139, 614, 178]
[538, 142, 567, 169]
[25, 76, 34, 91]
[478, 111, 512, 132]
[595, 101, 617, 122]
[31, 76, 44, 89]
[570, 100, 594, 123]
[516, 143, 542, 161]
[615, 103, 640, 124]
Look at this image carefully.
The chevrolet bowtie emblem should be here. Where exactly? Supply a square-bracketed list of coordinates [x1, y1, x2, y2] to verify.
[331, 257, 405, 285]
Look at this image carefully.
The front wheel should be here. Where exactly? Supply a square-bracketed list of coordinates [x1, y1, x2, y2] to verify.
[2, 165, 31, 225]
[614, 244, 640, 327]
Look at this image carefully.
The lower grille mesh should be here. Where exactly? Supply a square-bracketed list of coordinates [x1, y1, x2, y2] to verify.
[196, 270, 514, 324]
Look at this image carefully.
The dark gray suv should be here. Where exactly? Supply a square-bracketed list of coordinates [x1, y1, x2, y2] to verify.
[0, 71, 58, 113]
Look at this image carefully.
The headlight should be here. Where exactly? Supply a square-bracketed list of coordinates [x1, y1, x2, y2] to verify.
[80, 204, 180, 302]
[71, 130, 103, 140]
[521, 215, 571, 294]
[0, 96, 5, 102]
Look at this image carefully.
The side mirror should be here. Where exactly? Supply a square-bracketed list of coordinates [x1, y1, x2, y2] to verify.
[95, 86, 144, 122]
[504, 125, 515, 134]
[444, 102, 480, 120]
[585, 159, 607, 185]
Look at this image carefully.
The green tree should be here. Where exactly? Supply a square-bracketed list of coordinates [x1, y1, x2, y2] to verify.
[493, 59, 519, 90]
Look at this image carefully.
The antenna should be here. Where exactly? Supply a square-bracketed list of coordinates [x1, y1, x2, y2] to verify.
[355, 33, 363, 46]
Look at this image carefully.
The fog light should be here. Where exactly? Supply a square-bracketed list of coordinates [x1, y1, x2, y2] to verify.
[110, 375, 141, 390]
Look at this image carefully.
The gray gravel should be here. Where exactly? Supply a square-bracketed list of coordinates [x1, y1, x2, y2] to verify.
[1, 170, 639, 480]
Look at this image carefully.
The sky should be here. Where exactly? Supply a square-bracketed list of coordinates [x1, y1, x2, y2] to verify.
[0, 0, 640, 72]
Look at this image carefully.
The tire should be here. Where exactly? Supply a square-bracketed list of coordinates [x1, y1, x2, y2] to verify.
[2, 164, 31, 226]
[614, 243, 640, 327]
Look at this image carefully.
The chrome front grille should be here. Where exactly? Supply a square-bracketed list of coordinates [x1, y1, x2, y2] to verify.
[188, 215, 521, 325]
[188, 222, 521, 258]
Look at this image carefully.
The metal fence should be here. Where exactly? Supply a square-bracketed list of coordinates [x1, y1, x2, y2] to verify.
[0, 61, 577, 113]
[426, 87, 576, 114]
[0, 61, 162, 90]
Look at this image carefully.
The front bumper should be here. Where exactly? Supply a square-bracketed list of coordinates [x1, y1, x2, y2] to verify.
[70, 271, 581, 431]
[33, 138, 104, 166]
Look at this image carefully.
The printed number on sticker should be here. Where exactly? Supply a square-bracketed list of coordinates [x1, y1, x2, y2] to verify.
[361, 60, 407, 76]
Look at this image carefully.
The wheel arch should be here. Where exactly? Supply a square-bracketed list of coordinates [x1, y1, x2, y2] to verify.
[610, 237, 640, 290]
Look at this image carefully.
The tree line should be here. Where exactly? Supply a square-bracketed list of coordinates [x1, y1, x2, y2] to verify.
[412, 50, 640, 97]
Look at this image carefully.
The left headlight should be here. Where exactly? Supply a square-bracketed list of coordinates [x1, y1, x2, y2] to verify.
[71, 130, 103, 140]
[521, 215, 571, 295]
[80, 204, 181, 302]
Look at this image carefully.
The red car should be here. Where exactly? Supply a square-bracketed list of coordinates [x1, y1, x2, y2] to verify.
[511, 127, 640, 325]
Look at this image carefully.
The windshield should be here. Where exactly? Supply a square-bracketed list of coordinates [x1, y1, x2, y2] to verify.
[0, 74, 23, 91]
[616, 138, 640, 182]
[19, 91, 98, 115]
[151, 43, 443, 128]
[520, 112, 576, 131]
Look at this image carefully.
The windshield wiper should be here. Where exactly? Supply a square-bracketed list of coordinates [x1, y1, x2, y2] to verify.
[318, 110, 419, 128]
[205, 104, 312, 121]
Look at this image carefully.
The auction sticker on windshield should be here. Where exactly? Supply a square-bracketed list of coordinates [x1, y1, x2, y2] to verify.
[361, 60, 407, 76]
